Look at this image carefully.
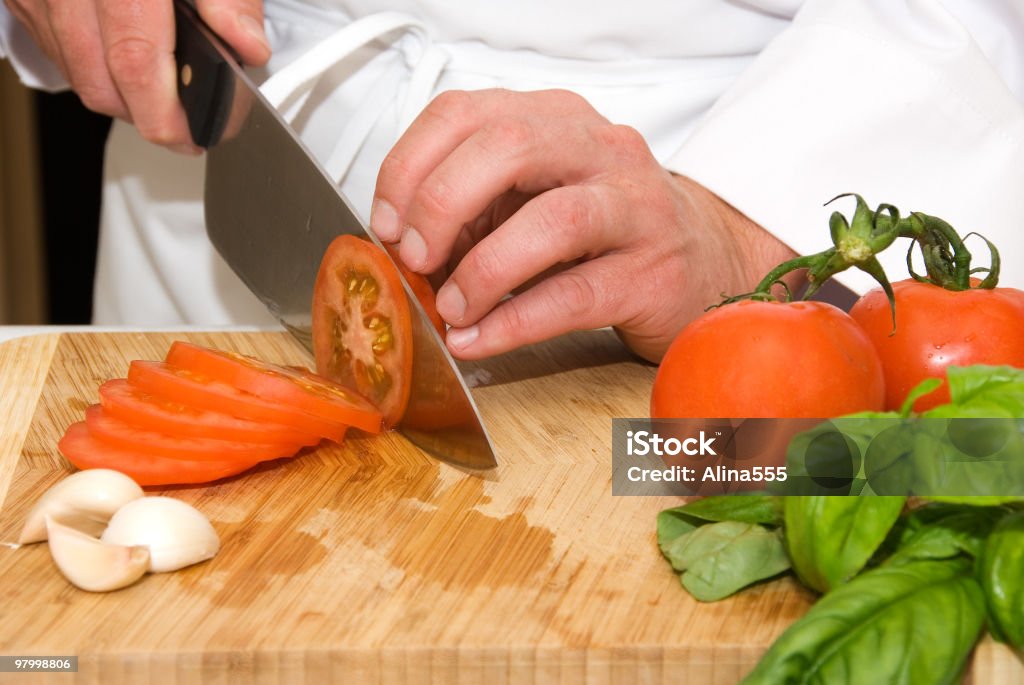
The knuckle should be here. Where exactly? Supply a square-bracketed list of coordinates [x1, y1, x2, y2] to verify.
[424, 89, 474, 125]
[377, 151, 417, 189]
[595, 123, 650, 160]
[73, 82, 122, 117]
[556, 271, 600, 319]
[538, 190, 591, 241]
[105, 34, 159, 89]
[479, 117, 534, 156]
[415, 176, 458, 222]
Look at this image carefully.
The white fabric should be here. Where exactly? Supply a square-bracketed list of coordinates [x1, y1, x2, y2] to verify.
[1, 0, 1022, 324]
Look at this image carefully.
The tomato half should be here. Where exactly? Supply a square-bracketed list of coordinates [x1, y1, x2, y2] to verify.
[312, 235, 414, 427]
[84, 405, 307, 462]
[165, 341, 382, 434]
[850, 279, 1024, 411]
[59, 422, 261, 486]
[99, 379, 321, 446]
[127, 361, 350, 443]
[384, 243, 445, 335]
[651, 300, 885, 418]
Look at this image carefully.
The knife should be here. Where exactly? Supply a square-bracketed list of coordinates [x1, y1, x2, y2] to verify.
[172, 0, 497, 469]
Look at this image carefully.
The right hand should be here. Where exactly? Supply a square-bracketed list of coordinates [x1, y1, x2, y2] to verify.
[4, 0, 270, 153]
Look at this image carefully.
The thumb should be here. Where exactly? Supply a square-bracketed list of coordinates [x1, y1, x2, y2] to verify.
[197, 0, 271, 66]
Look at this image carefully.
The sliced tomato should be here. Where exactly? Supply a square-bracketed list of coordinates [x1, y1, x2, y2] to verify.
[384, 243, 445, 335]
[312, 235, 414, 427]
[59, 422, 261, 486]
[84, 405, 308, 462]
[127, 360, 350, 442]
[164, 341, 382, 433]
[99, 379, 321, 446]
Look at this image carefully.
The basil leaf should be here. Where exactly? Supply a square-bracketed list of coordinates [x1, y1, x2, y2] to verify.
[888, 503, 1007, 563]
[741, 560, 986, 685]
[784, 496, 905, 593]
[979, 510, 1024, 653]
[662, 521, 790, 602]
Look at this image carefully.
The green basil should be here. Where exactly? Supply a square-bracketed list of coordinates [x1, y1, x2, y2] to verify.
[662, 520, 790, 602]
[979, 510, 1024, 652]
[888, 503, 1006, 564]
[784, 496, 905, 593]
[741, 559, 986, 685]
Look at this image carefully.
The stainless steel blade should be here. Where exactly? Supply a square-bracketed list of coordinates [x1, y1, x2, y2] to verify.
[173, 0, 496, 469]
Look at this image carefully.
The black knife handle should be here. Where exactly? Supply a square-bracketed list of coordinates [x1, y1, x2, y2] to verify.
[173, 0, 237, 148]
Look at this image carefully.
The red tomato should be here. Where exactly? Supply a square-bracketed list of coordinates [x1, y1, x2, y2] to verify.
[165, 341, 382, 434]
[127, 360, 350, 443]
[384, 243, 446, 336]
[652, 300, 885, 418]
[850, 279, 1024, 411]
[59, 422, 260, 486]
[312, 235, 414, 427]
[99, 379, 321, 446]
[84, 405, 307, 462]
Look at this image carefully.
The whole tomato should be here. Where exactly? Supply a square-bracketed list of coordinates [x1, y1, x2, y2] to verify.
[849, 279, 1024, 411]
[651, 300, 885, 418]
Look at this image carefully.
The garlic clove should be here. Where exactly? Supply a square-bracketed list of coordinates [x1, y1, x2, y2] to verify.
[100, 497, 219, 573]
[45, 516, 150, 592]
[20, 469, 145, 544]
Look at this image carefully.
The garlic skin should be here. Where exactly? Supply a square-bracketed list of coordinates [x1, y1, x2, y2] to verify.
[45, 516, 150, 592]
[19, 469, 145, 544]
[100, 497, 219, 572]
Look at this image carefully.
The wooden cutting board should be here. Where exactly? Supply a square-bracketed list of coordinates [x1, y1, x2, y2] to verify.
[0, 330, 1018, 684]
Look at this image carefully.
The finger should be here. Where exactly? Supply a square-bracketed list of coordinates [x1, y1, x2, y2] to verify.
[396, 117, 625, 273]
[197, 0, 270, 66]
[434, 184, 624, 327]
[96, 0, 194, 149]
[47, 0, 128, 117]
[371, 89, 602, 243]
[444, 258, 629, 360]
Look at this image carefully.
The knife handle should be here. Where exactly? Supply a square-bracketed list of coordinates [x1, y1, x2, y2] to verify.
[173, 0, 237, 148]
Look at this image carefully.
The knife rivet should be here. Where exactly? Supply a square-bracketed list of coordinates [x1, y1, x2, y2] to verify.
[180, 64, 193, 87]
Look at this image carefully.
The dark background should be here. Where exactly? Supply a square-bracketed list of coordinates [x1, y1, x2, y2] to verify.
[35, 91, 110, 324]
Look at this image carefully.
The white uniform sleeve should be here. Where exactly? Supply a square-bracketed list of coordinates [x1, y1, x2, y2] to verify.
[0, 6, 68, 91]
[666, 0, 1024, 293]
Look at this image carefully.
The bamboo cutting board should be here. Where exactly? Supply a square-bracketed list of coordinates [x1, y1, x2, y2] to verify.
[0, 330, 1018, 684]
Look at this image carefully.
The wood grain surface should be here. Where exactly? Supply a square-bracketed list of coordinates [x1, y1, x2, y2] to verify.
[0, 331, 1018, 684]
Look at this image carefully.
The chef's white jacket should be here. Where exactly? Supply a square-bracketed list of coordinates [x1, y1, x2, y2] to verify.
[2, 0, 1023, 326]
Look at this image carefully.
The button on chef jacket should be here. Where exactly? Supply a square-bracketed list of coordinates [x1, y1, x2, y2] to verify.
[2, 0, 1023, 326]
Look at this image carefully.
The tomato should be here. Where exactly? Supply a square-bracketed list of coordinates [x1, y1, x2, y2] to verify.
[84, 405, 307, 462]
[98, 379, 321, 446]
[165, 341, 382, 434]
[850, 279, 1024, 411]
[59, 422, 260, 486]
[127, 360, 350, 443]
[384, 243, 445, 335]
[312, 235, 414, 427]
[651, 300, 885, 418]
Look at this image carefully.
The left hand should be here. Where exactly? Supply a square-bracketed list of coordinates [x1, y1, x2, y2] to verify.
[370, 88, 797, 363]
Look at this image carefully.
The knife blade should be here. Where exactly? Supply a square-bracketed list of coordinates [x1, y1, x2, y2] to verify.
[172, 0, 497, 469]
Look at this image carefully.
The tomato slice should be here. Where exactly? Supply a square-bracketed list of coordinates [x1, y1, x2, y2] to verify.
[312, 235, 414, 427]
[59, 422, 261, 487]
[84, 405, 308, 463]
[164, 341, 382, 434]
[127, 360, 350, 442]
[99, 379, 321, 446]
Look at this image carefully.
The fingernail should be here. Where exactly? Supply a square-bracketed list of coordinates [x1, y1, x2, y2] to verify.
[436, 281, 466, 323]
[238, 14, 271, 54]
[371, 199, 400, 241]
[170, 142, 203, 156]
[399, 227, 427, 271]
[447, 325, 479, 351]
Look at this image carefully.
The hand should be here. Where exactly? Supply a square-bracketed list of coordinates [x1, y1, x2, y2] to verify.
[4, 0, 270, 152]
[371, 88, 800, 363]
